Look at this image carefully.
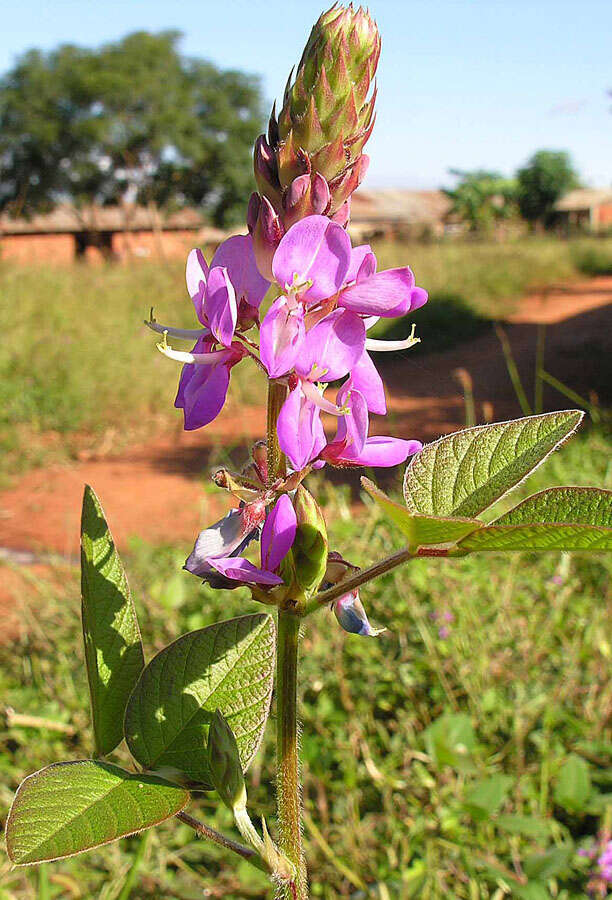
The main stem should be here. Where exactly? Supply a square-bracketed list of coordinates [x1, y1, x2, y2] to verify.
[267, 378, 306, 898]
[277, 610, 306, 898]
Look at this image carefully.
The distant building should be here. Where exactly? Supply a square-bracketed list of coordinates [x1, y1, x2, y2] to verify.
[0, 205, 219, 263]
[348, 189, 452, 241]
[554, 188, 612, 233]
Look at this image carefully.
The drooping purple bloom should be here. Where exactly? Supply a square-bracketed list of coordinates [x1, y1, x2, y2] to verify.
[207, 494, 297, 587]
[173, 334, 246, 431]
[333, 590, 385, 637]
[184, 500, 266, 588]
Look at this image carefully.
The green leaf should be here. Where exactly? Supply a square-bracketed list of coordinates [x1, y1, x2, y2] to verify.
[494, 486, 612, 527]
[423, 713, 478, 773]
[6, 760, 188, 866]
[361, 477, 481, 548]
[403, 411, 583, 518]
[522, 845, 574, 881]
[124, 615, 275, 787]
[495, 814, 549, 840]
[554, 754, 593, 814]
[464, 775, 513, 820]
[81, 485, 144, 756]
[456, 522, 612, 553]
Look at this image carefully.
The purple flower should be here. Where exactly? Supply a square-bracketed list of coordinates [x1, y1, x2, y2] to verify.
[260, 296, 306, 378]
[438, 625, 451, 639]
[207, 494, 297, 587]
[333, 590, 385, 637]
[321, 382, 422, 468]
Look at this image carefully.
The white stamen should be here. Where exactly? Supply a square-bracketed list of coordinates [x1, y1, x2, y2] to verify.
[301, 379, 346, 416]
[146, 320, 206, 340]
[157, 336, 230, 365]
[365, 324, 420, 353]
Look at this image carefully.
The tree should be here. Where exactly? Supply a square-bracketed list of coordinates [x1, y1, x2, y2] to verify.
[443, 169, 517, 234]
[0, 32, 264, 226]
[516, 150, 580, 230]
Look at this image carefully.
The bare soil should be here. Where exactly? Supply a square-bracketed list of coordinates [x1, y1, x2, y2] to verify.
[1, 276, 610, 641]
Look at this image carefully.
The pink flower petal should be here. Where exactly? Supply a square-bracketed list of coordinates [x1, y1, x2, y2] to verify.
[186, 248, 209, 323]
[211, 234, 270, 308]
[260, 296, 305, 377]
[350, 436, 422, 467]
[272, 215, 352, 303]
[345, 244, 375, 285]
[205, 266, 237, 348]
[261, 494, 297, 572]
[277, 384, 327, 471]
[296, 309, 365, 382]
[348, 350, 387, 415]
[176, 357, 231, 430]
[209, 556, 283, 585]
[339, 267, 417, 317]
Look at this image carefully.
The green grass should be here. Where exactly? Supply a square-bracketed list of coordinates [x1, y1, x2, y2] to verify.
[1, 425, 611, 899]
[1, 235, 611, 483]
[571, 241, 612, 277]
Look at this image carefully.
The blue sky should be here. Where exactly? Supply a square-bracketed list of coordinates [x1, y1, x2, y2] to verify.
[1, 0, 610, 189]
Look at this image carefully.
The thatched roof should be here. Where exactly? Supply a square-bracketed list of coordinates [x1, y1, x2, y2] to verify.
[350, 189, 451, 224]
[0, 204, 204, 235]
[554, 188, 612, 213]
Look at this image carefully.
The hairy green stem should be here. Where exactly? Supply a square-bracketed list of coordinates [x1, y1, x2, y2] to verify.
[267, 380, 288, 485]
[276, 610, 307, 898]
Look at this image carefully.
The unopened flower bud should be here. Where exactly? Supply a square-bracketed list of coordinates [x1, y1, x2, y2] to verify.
[207, 710, 247, 813]
[252, 195, 284, 280]
[251, 4, 380, 231]
[251, 440, 269, 483]
[333, 590, 385, 637]
[290, 486, 328, 598]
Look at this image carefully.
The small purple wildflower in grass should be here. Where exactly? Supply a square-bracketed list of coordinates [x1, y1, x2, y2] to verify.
[442, 611, 455, 623]
[550, 574, 564, 586]
[438, 626, 451, 640]
[598, 841, 612, 883]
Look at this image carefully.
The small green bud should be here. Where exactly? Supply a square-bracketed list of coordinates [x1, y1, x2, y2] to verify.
[290, 486, 328, 599]
[207, 710, 246, 813]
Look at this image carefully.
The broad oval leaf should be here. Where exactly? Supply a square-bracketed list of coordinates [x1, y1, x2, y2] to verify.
[81, 485, 144, 756]
[124, 614, 275, 787]
[6, 760, 188, 866]
[403, 411, 583, 518]
[361, 477, 481, 548]
[456, 522, 612, 553]
[494, 487, 612, 527]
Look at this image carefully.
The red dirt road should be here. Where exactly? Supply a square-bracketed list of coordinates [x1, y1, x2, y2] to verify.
[1, 275, 610, 640]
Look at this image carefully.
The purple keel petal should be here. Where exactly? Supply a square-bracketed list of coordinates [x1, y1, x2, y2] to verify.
[205, 266, 237, 348]
[261, 494, 297, 572]
[296, 309, 365, 382]
[339, 268, 417, 317]
[186, 249, 209, 324]
[211, 233, 270, 308]
[272, 215, 351, 303]
[277, 383, 327, 471]
[210, 556, 283, 585]
[178, 360, 231, 430]
[260, 296, 305, 377]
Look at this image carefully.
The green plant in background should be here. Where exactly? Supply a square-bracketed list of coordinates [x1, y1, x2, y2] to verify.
[4, 6, 612, 900]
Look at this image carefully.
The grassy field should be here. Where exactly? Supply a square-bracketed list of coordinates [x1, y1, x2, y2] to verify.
[1, 234, 611, 483]
[0, 424, 611, 899]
